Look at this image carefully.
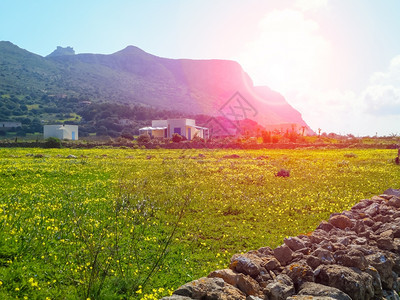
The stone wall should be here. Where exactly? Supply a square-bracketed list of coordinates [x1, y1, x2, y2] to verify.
[162, 189, 400, 300]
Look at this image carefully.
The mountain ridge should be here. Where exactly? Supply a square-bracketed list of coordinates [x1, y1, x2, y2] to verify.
[0, 41, 310, 130]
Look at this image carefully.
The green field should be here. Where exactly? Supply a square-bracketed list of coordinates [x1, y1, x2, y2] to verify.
[0, 148, 399, 299]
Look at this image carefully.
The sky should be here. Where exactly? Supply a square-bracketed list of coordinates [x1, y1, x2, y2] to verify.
[1, 0, 400, 136]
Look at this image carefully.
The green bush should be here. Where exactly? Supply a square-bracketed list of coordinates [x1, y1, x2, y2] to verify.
[43, 137, 62, 148]
[137, 134, 151, 145]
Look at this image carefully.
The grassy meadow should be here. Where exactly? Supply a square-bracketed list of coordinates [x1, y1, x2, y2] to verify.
[0, 147, 399, 299]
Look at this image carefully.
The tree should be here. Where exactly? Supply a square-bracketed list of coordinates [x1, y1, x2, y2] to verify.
[96, 126, 108, 136]
[172, 133, 184, 143]
[261, 131, 272, 143]
[137, 134, 151, 145]
[121, 131, 134, 140]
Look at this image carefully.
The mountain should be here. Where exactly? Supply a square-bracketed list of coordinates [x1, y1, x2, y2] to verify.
[0, 41, 309, 130]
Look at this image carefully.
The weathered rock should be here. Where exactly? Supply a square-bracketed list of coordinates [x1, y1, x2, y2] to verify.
[383, 289, 400, 300]
[388, 196, 400, 208]
[353, 220, 366, 234]
[261, 256, 281, 271]
[245, 296, 263, 300]
[351, 199, 373, 211]
[334, 249, 369, 270]
[295, 248, 311, 255]
[284, 237, 306, 252]
[380, 193, 395, 200]
[330, 243, 347, 252]
[392, 254, 400, 275]
[313, 248, 335, 264]
[319, 240, 335, 251]
[172, 277, 246, 300]
[314, 264, 374, 300]
[284, 262, 314, 290]
[376, 224, 400, 238]
[365, 266, 383, 299]
[376, 214, 393, 223]
[209, 269, 238, 286]
[316, 220, 334, 232]
[309, 229, 328, 244]
[230, 254, 265, 277]
[276, 168, 290, 177]
[235, 275, 262, 297]
[392, 271, 400, 293]
[297, 282, 351, 300]
[366, 252, 395, 289]
[273, 244, 293, 266]
[66, 154, 77, 159]
[372, 221, 384, 232]
[161, 295, 192, 300]
[329, 215, 353, 230]
[371, 195, 386, 202]
[336, 236, 352, 247]
[362, 217, 375, 227]
[354, 237, 368, 245]
[384, 188, 400, 198]
[306, 255, 322, 270]
[377, 236, 395, 251]
[291, 252, 305, 263]
[286, 296, 339, 300]
[265, 274, 295, 300]
[380, 229, 395, 239]
[257, 246, 273, 256]
[208, 269, 262, 297]
[365, 203, 380, 217]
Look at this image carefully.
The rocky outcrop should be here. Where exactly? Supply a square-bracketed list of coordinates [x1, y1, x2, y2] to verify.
[47, 46, 75, 57]
[162, 189, 400, 299]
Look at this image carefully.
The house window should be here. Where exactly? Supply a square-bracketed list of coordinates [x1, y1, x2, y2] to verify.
[174, 128, 181, 135]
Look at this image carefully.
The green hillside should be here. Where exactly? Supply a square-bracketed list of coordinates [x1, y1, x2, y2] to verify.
[0, 41, 310, 138]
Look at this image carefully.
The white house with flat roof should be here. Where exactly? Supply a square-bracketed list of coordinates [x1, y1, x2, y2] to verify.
[44, 125, 78, 140]
[139, 119, 208, 140]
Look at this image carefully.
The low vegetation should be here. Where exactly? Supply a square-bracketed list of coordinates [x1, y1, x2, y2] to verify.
[0, 148, 399, 299]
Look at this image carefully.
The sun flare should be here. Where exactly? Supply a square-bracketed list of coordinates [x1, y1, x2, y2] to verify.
[238, 9, 331, 95]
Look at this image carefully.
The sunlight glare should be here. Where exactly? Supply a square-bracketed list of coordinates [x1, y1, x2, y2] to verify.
[238, 9, 331, 95]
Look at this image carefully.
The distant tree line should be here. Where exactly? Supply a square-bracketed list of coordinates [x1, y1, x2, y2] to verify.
[0, 92, 193, 138]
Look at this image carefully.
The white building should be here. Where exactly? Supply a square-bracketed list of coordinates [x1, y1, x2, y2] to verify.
[44, 125, 78, 140]
[139, 119, 208, 140]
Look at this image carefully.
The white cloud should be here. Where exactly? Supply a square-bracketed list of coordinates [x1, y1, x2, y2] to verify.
[362, 54, 400, 116]
[291, 88, 400, 136]
[289, 89, 363, 135]
[291, 55, 400, 135]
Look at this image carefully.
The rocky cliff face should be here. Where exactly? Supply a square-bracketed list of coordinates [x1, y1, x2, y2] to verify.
[163, 189, 400, 300]
[46, 46, 75, 57]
